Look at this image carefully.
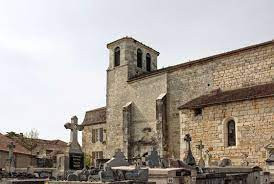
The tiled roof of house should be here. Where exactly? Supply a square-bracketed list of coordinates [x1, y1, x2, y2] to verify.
[0, 133, 31, 155]
[128, 40, 273, 82]
[178, 82, 274, 110]
[82, 107, 106, 126]
[6, 133, 67, 151]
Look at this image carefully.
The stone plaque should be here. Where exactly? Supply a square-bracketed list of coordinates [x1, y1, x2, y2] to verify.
[69, 153, 84, 170]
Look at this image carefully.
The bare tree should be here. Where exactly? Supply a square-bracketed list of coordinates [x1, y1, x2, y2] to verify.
[25, 129, 39, 166]
[25, 129, 39, 139]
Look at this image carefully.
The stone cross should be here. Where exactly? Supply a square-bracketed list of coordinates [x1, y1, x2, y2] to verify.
[64, 116, 84, 145]
[183, 134, 196, 166]
[196, 140, 205, 168]
[7, 142, 16, 173]
[7, 142, 15, 160]
[204, 150, 212, 167]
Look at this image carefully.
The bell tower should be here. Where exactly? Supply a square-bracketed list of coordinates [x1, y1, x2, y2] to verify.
[106, 37, 160, 79]
[105, 37, 160, 158]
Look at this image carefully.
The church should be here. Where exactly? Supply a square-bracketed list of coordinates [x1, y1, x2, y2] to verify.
[81, 37, 274, 170]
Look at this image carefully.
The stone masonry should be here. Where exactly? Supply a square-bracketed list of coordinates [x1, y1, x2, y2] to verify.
[81, 37, 273, 167]
[179, 96, 274, 170]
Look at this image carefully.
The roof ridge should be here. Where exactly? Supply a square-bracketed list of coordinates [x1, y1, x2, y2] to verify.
[128, 39, 274, 82]
[178, 82, 274, 109]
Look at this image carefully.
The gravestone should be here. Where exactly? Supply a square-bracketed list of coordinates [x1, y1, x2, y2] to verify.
[183, 134, 196, 166]
[196, 140, 205, 168]
[265, 136, 274, 174]
[240, 153, 249, 166]
[124, 168, 149, 182]
[104, 149, 129, 169]
[67, 173, 78, 181]
[6, 142, 16, 173]
[204, 149, 212, 167]
[219, 158, 232, 167]
[99, 166, 114, 182]
[64, 116, 84, 170]
[146, 147, 160, 168]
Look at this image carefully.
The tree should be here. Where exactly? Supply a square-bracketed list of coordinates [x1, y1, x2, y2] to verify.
[24, 129, 39, 139]
[24, 129, 39, 166]
[84, 153, 91, 167]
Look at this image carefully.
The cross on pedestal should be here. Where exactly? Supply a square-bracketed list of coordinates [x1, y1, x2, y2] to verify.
[65, 116, 85, 170]
[7, 142, 15, 159]
[64, 116, 84, 146]
[196, 140, 205, 168]
[7, 142, 16, 173]
[183, 134, 196, 166]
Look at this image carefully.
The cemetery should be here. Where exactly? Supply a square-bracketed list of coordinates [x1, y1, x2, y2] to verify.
[0, 117, 273, 184]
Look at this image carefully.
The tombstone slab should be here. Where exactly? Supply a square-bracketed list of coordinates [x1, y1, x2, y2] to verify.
[67, 173, 78, 181]
[104, 149, 129, 169]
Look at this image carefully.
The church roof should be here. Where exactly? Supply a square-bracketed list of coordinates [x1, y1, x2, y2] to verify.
[82, 107, 106, 126]
[178, 82, 274, 110]
[0, 133, 31, 155]
[128, 40, 274, 82]
[107, 36, 160, 55]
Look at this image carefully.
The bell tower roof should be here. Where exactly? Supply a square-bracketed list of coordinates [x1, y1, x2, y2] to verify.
[107, 36, 160, 56]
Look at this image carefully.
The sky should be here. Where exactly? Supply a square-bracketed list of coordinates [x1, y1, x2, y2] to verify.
[0, 0, 273, 143]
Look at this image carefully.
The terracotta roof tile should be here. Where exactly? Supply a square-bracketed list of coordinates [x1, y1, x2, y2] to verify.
[0, 133, 31, 155]
[6, 133, 67, 151]
[178, 82, 274, 110]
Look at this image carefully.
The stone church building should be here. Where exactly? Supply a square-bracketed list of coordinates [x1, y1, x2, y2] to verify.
[81, 37, 273, 170]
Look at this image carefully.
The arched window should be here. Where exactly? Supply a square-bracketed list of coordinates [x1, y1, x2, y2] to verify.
[114, 47, 120, 67]
[146, 53, 151, 72]
[137, 49, 142, 68]
[227, 120, 236, 147]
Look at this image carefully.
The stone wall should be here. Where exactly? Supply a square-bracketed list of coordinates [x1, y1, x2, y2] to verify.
[166, 41, 273, 158]
[82, 123, 107, 162]
[106, 62, 167, 158]
[0, 151, 32, 168]
[179, 97, 274, 169]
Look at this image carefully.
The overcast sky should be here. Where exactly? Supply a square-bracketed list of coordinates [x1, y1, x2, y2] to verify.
[0, 0, 273, 143]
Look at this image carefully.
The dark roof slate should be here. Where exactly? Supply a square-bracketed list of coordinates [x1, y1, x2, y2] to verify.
[128, 40, 273, 82]
[178, 82, 274, 110]
[82, 107, 106, 126]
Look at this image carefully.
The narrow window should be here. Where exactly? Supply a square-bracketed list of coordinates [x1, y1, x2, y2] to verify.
[99, 128, 103, 142]
[99, 151, 103, 159]
[114, 47, 120, 67]
[227, 120, 236, 147]
[92, 129, 95, 143]
[194, 108, 202, 116]
[95, 129, 99, 142]
[146, 53, 151, 72]
[137, 49, 143, 68]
